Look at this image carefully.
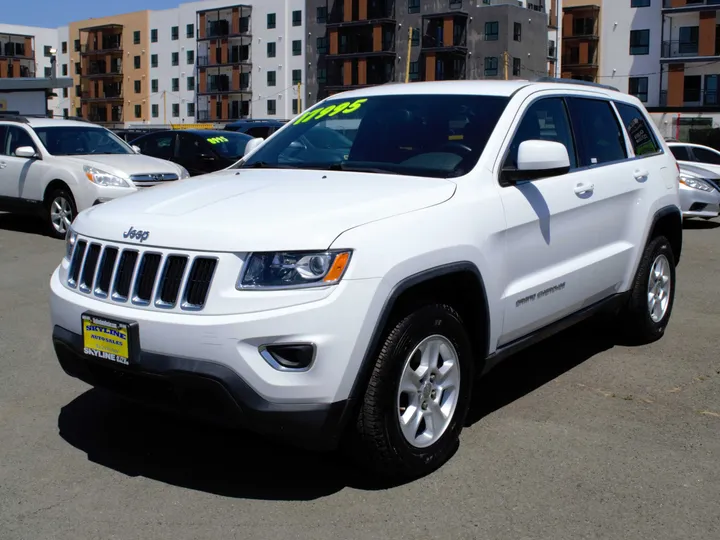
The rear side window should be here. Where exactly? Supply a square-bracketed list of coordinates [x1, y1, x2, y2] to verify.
[566, 97, 627, 167]
[690, 146, 720, 165]
[614, 102, 660, 157]
[669, 145, 691, 161]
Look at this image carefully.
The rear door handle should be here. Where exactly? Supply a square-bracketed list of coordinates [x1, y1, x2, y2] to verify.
[634, 169, 649, 180]
[574, 182, 594, 195]
[0, 161, 6, 169]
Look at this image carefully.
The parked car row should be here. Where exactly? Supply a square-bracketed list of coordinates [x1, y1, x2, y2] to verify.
[667, 141, 720, 220]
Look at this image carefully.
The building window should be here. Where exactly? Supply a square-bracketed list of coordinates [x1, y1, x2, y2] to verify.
[133, 30, 141, 44]
[134, 80, 141, 93]
[152, 104, 159, 118]
[628, 76, 648, 102]
[44, 67, 51, 77]
[151, 54, 158, 68]
[42, 45, 51, 57]
[317, 6, 327, 23]
[75, 62, 81, 75]
[62, 88, 68, 98]
[678, 26, 699, 55]
[187, 102, 195, 117]
[292, 40, 302, 56]
[171, 26, 179, 40]
[631, 0, 650, 6]
[408, 0, 420, 14]
[450, 0, 462, 8]
[629, 29, 650, 55]
[172, 78, 179, 91]
[485, 21, 499, 41]
[267, 99, 277, 115]
[187, 50, 194, 64]
[411, 28, 419, 46]
[134, 55, 141, 69]
[293, 10, 302, 26]
[292, 69, 302, 85]
[484, 56, 498, 76]
[75, 107, 81, 117]
[172, 103, 180, 117]
[187, 76, 195, 90]
[317, 36, 328, 54]
[135, 104, 142, 118]
[513, 57, 521, 76]
[267, 13, 276, 29]
[267, 70, 276, 86]
[74, 39, 80, 52]
[62, 64, 68, 76]
[63, 108, 68, 118]
[514, 22, 521, 41]
[172, 52, 179, 66]
[151, 79, 158, 92]
[318, 68, 327, 83]
[187, 23, 194, 38]
[61, 41, 67, 53]
[409, 61, 419, 81]
[292, 99, 299, 115]
[267, 42, 276, 57]
[151, 29, 158, 42]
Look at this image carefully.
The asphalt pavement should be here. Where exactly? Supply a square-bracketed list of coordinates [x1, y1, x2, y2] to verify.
[1, 212, 719, 540]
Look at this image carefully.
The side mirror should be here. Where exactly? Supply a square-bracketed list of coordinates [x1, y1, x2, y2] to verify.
[132, 145, 141, 153]
[15, 146, 39, 159]
[501, 140, 570, 186]
[243, 137, 264, 157]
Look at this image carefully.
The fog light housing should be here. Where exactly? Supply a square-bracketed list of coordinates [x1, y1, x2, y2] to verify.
[259, 343, 315, 371]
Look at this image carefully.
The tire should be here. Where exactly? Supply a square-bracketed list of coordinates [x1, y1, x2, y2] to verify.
[617, 235, 676, 345]
[349, 303, 474, 480]
[45, 187, 77, 240]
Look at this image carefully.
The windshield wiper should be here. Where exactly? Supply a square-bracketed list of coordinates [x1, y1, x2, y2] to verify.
[323, 162, 394, 174]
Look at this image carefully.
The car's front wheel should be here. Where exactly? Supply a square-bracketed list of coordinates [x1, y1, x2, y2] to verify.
[45, 187, 77, 240]
[350, 303, 474, 480]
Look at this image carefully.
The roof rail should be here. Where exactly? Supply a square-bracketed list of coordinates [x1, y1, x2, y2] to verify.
[532, 76, 619, 92]
[0, 113, 30, 123]
[65, 116, 91, 123]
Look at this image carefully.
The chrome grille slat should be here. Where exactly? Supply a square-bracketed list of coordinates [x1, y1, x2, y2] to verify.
[65, 238, 216, 311]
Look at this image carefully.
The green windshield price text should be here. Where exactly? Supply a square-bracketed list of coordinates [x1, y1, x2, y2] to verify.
[293, 99, 368, 125]
[207, 136, 229, 144]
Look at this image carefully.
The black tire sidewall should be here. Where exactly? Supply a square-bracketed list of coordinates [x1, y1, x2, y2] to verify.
[45, 188, 77, 239]
[373, 304, 474, 475]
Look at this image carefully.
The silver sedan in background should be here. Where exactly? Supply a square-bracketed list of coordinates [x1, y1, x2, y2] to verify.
[678, 163, 720, 220]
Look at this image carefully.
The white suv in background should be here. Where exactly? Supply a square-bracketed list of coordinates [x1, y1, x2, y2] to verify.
[0, 116, 190, 238]
[49, 79, 683, 479]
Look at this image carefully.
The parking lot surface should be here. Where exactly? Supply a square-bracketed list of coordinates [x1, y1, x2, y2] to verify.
[1, 213, 719, 540]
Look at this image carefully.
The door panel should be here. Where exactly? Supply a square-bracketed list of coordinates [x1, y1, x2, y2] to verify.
[497, 96, 636, 346]
[0, 126, 43, 200]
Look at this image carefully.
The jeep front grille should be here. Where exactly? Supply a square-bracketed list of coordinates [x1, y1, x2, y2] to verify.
[67, 240, 217, 310]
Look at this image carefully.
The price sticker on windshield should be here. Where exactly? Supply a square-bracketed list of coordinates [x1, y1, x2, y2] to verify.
[293, 99, 368, 125]
[207, 136, 229, 144]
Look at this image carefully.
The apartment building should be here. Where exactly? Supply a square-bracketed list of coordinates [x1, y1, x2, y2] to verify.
[304, 0, 559, 106]
[561, 1, 662, 106]
[0, 24, 66, 115]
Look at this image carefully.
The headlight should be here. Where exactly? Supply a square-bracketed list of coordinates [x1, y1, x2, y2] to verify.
[83, 165, 131, 188]
[237, 250, 352, 290]
[680, 176, 713, 192]
[179, 166, 191, 179]
[65, 227, 77, 260]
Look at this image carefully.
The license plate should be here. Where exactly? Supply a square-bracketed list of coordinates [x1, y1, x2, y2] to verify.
[81, 313, 137, 366]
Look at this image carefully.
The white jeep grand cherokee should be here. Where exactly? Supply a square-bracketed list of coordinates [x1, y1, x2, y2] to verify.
[49, 79, 683, 479]
[0, 116, 190, 238]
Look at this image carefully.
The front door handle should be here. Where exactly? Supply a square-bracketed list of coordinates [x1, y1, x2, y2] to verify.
[634, 169, 649, 180]
[574, 182, 594, 195]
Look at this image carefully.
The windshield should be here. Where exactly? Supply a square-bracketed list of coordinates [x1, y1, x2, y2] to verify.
[33, 126, 133, 155]
[202, 132, 253, 159]
[237, 93, 510, 178]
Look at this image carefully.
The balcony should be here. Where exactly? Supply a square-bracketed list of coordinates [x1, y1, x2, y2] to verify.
[80, 39, 122, 55]
[661, 39, 720, 59]
[81, 91, 123, 102]
[0, 44, 32, 59]
[198, 75, 252, 96]
[659, 88, 720, 105]
[326, 0, 396, 26]
[198, 5, 252, 40]
[197, 51, 250, 67]
[663, 0, 720, 12]
[420, 13, 469, 55]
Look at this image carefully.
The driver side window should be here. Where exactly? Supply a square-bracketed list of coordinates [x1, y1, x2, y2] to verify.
[504, 97, 577, 170]
[6, 126, 37, 157]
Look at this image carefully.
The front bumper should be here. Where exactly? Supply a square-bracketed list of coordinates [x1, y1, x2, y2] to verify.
[679, 185, 720, 218]
[52, 325, 348, 451]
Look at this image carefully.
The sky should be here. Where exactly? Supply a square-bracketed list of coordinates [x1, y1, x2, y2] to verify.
[3, 0, 185, 28]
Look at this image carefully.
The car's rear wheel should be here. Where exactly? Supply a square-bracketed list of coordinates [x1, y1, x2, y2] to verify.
[349, 303, 474, 480]
[617, 235, 676, 344]
[45, 188, 76, 239]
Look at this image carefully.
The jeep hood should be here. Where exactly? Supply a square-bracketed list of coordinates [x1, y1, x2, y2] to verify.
[72, 168, 456, 251]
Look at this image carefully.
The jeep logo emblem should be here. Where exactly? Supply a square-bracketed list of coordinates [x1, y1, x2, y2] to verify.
[123, 226, 150, 243]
